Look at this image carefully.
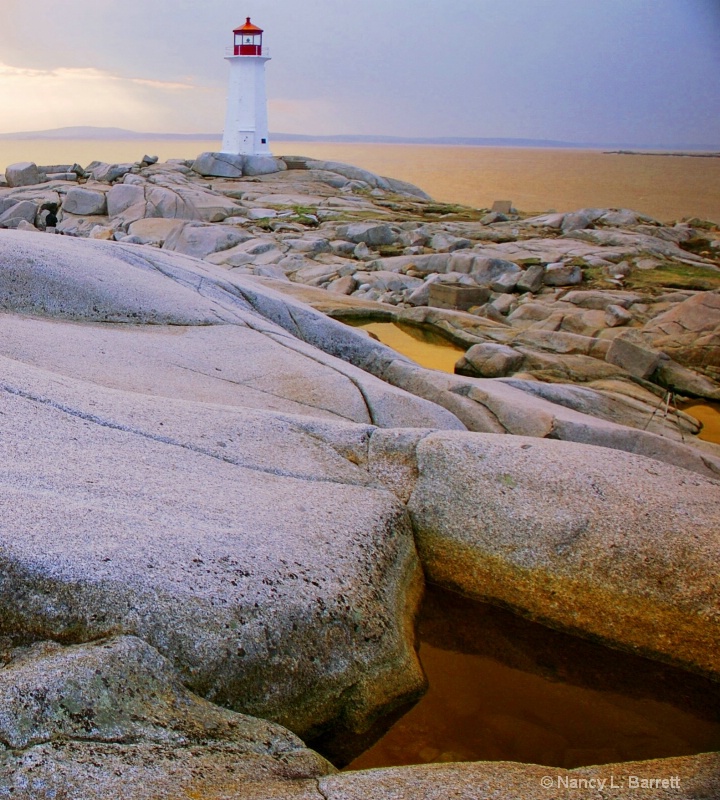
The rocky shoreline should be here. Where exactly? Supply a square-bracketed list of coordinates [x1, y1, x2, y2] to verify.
[0, 152, 719, 798]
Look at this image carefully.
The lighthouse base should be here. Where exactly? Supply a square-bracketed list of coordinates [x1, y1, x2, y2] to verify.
[221, 130, 272, 157]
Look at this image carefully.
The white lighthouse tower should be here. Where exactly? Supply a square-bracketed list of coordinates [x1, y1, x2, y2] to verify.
[221, 17, 271, 156]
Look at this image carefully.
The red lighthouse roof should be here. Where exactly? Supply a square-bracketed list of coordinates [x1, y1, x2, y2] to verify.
[234, 17, 263, 34]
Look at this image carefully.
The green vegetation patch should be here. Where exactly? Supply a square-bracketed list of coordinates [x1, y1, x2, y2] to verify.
[581, 262, 720, 293]
[625, 262, 720, 292]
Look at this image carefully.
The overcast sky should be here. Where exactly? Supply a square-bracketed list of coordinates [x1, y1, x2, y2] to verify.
[0, 0, 718, 145]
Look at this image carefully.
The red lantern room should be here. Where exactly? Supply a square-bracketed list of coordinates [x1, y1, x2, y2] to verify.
[233, 17, 263, 56]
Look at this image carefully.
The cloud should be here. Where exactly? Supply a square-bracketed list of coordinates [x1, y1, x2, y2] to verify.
[0, 61, 210, 133]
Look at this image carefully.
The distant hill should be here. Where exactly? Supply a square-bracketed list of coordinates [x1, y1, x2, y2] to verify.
[0, 126, 716, 151]
[0, 127, 220, 141]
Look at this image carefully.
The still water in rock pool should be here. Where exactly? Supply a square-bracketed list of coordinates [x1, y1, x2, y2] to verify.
[347, 320, 720, 447]
[347, 587, 720, 771]
[346, 320, 465, 374]
[339, 323, 720, 771]
[681, 401, 720, 446]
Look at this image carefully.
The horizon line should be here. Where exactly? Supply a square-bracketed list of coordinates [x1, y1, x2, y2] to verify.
[0, 126, 717, 151]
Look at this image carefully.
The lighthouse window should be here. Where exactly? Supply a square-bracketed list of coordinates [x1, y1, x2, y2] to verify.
[261, 138, 267, 144]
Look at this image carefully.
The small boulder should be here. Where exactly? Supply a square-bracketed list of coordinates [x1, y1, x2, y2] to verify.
[5, 161, 42, 188]
[455, 343, 524, 378]
[544, 262, 583, 286]
[490, 293, 516, 315]
[605, 304, 633, 327]
[63, 188, 108, 216]
[560, 208, 606, 232]
[242, 155, 287, 176]
[515, 264, 546, 294]
[192, 152, 245, 178]
[337, 222, 398, 247]
[90, 162, 134, 183]
[0, 200, 39, 229]
[247, 207, 278, 220]
[327, 275, 357, 295]
[162, 222, 251, 259]
[471, 257, 521, 285]
[491, 271, 520, 293]
[605, 336, 660, 379]
[481, 211, 508, 224]
[354, 242, 375, 261]
[428, 283, 490, 311]
[45, 172, 78, 182]
[286, 237, 332, 255]
[107, 183, 146, 217]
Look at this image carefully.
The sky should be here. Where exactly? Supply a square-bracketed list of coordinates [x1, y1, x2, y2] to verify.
[0, 0, 719, 146]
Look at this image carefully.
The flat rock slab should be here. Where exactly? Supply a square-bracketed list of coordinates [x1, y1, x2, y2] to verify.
[0, 230, 465, 431]
[0, 316, 378, 423]
[267, 755, 720, 800]
[407, 432, 720, 679]
[208, 755, 720, 799]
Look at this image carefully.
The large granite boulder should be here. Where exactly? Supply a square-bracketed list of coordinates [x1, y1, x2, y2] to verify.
[0, 332, 427, 744]
[407, 432, 720, 678]
[302, 159, 392, 191]
[0, 229, 467, 749]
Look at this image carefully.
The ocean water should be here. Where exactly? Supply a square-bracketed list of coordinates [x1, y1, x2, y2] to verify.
[1, 139, 719, 223]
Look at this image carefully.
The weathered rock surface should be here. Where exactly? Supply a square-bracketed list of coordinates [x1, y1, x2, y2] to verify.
[408, 433, 720, 678]
[1, 157, 719, 797]
[261, 755, 720, 800]
[0, 229, 467, 753]
[0, 636, 333, 799]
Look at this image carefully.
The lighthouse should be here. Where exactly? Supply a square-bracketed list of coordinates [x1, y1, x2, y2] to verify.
[221, 17, 271, 156]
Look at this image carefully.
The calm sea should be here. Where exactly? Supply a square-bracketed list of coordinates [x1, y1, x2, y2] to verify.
[1, 138, 719, 223]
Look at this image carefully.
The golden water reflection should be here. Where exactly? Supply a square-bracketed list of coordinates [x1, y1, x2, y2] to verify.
[350, 322, 720, 450]
[681, 401, 720, 445]
[347, 320, 464, 374]
[347, 588, 720, 771]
